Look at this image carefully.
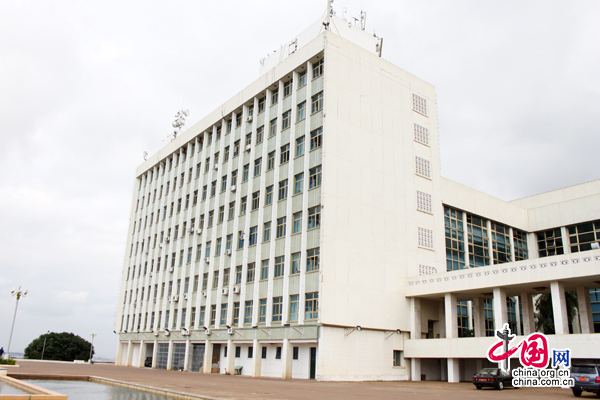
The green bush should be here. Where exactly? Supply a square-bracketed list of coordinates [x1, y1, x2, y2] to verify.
[24, 332, 93, 362]
[0, 358, 16, 365]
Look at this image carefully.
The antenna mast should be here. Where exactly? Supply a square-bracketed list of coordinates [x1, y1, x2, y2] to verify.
[325, 0, 333, 27]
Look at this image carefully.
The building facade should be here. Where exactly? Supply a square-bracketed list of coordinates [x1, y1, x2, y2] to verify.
[115, 15, 600, 381]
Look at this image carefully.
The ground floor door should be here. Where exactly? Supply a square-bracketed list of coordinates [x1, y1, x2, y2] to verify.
[189, 344, 205, 372]
[156, 343, 169, 370]
[310, 347, 317, 379]
[211, 344, 221, 373]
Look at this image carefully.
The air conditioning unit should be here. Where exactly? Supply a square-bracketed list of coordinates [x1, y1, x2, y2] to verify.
[213, 165, 218, 170]
[159, 243, 163, 248]
[188, 228, 194, 234]
[247, 115, 253, 122]
[204, 257, 210, 263]
[153, 331, 159, 336]
[183, 293, 188, 300]
[172, 295, 179, 302]
[165, 237, 170, 243]
[233, 286, 240, 294]
[225, 249, 232, 256]
[169, 267, 174, 273]
[196, 229, 202, 235]
[245, 144, 251, 152]
[205, 328, 211, 336]
[222, 288, 229, 296]
[227, 327, 234, 335]
[230, 185, 236, 192]
[167, 297, 172, 303]
[182, 328, 190, 336]
[165, 330, 170, 336]
[201, 290, 207, 297]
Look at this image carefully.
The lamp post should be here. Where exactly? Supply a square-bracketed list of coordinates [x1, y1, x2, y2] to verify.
[6, 286, 27, 360]
[41, 331, 50, 360]
[89, 332, 97, 363]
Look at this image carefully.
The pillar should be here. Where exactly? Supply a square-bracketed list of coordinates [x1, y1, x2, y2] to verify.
[166, 340, 174, 370]
[445, 293, 457, 339]
[282, 339, 293, 379]
[577, 286, 594, 334]
[227, 339, 235, 375]
[410, 297, 421, 340]
[509, 227, 516, 263]
[467, 300, 474, 330]
[115, 341, 124, 366]
[560, 227, 571, 254]
[486, 220, 494, 265]
[137, 340, 145, 368]
[203, 340, 213, 373]
[183, 339, 191, 372]
[151, 340, 158, 369]
[514, 297, 522, 336]
[472, 297, 485, 337]
[493, 287, 507, 332]
[126, 340, 133, 367]
[252, 339, 262, 377]
[411, 358, 422, 382]
[447, 358, 460, 383]
[550, 281, 569, 335]
[461, 212, 470, 268]
[520, 293, 535, 335]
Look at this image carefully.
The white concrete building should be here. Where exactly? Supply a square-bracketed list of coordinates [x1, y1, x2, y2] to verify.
[115, 13, 600, 382]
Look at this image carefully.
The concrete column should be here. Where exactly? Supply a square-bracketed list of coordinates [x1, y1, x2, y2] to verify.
[550, 281, 569, 335]
[467, 300, 474, 330]
[445, 293, 457, 339]
[252, 339, 262, 377]
[151, 340, 158, 369]
[410, 297, 421, 340]
[472, 297, 485, 337]
[126, 340, 133, 367]
[447, 358, 460, 383]
[520, 293, 535, 335]
[486, 220, 494, 265]
[281, 339, 293, 379]
[493, 287, 507, 331]
[438, 299, 446, 338]
[509, 227, 516, 263]
[461, 212, 470, 268]
[527, 233, 538, 260]
[203, 340, 213, 373]
[514, 297, 522, 336]
[183, 339, 191, 372]
[115, 341, 124, 366]
[166, 340, 174, 370]
[227, 339, 235, 375]
[411, 358, 422, 381]
[560, 227, 570, 254]
[577, 286, 594, 334]
[137, 340, 145, 368]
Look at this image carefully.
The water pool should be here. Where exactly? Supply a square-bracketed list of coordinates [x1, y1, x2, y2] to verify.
[0, 380, 31, 395]
[24, 380, 177, 400]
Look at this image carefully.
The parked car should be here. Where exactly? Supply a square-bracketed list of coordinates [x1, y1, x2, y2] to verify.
[472, 368, 516, 390]
[570, 364, 600, 397]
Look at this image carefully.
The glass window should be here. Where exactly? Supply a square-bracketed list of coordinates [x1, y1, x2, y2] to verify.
[276, 217, 286, 238]
[311, 92, 323, 114]
[289, 294, 299, 321]
[282, 110, 291, 130]
[291, 252, 300, 274]
[265, 185, 273, 206]
[295, 136, 305, 157]
[305, 292, 318, 320]
[298, 70, 307, 87]
[278, 179, 288, 200]
[280, 144, 290, 164]
[307, 248, 319, 271]
[252, 191, 260, 211]
[270, 118, 277, 137]
[267, 151, 275, 170]
[309, 165, 322, 189]
[256, 126, 264, 144]
[247, 262, 255, 283]
[293, 211, 302, 233]
[274, 256, 284, 278]
[272, 297, 283, 322]
[297, 102, 306, 121]
[310, 127, 322, 150]
[254, 158, 262, 177]
[263, 221, 271, 242]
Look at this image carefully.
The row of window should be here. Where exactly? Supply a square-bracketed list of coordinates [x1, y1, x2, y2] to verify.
[122, 292, 319, 332]
[537, 220, 600, 257]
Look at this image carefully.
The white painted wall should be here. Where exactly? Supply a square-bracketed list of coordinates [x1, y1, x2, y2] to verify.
[131, 343, 141, 367]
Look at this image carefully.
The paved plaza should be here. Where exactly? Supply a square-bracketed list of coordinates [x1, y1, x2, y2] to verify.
[4, 360, 582, 400]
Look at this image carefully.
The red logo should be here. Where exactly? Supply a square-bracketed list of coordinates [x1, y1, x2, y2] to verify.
[488, 332, 549, 369]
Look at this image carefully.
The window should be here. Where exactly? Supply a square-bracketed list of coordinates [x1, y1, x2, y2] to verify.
[260, 260, 269, 280]
[536, 228, 564, 258]
[283, 80, 292, 97]
[444, 206, 465, 271]
[289, 294, 299, 321]
[269, 118, 277, 137]
[310, 127, 322, 150]
[276, 217, 286, 238]
[235, 344, 241, 357]
[233, 140, 240, 157]
[254, 158, 262, 177]
[238, 230, 244, 249]
[245, 133, 252, 147]
[568, 220, 600, 253]
[242, 164, 249, 182]
[279, 144, 290, 165]
[468, 214, 490, 266]
[193, 190, 198, 206]
[208, 210, 214, 227]
[210, 305, 217, 326]
[305, 292, 318, 319]
[177, 198, 182, 213]
[271, 88, 278, 105]
[235, 265, 242, 284]
[412, 93, 428, 116]
[267, 151, 275, 170]
[202, 185, 207, 201]
[249, 226, 258, 246]
[282, 110, 291, 130]
[205, 158, 210, 173]
[308, 206, 320, 229]
[216, 238, 222, 256]
[228, 202, 235, 220]
[256, 126, 264, 144]
[295, 136, 305, 157]
[484, 299, 494, 336]
[513, 229, 529, 261]
[307, 248, 320, 271]
[231, 170, 237, 186]
[220, 304, 228, 325]
[274, 256, 284, 278]
[262, 347, 267, 359]
[298, 70, 307, 87]
[221, 175, 227, 192]
[223, 146, 229, 162]
[247, 262, 255, 283]
[293, 173, 304, 196]
[187, 247, 192, 264]
[278, 179, 288, 200]
[236, 113, 242, 127]
[193, 275, 199, 292]
[226, 234, 232, 251]
[492, 222, 512, 264]
[297, 102, 306, 121]
[309, 165, 322, 188]
[291, 252, 300, 274]
[293, 212, 302, 233]
[210, 181, 217, 197]
[252, 191, 260, 211]
[272, 297, 283, 322]
[196, 245, 202, 261]
[248, 105, 254, 116]
[202, 273, 208, 290]
[263, 221, 271, 242]
[418, 227, 434, 250]
[393, 350, 403, 367]
[258, 97, 265, 113]
[244, 300, 253, 324]
[259, 298, 267, 323]
[312, 58, 324, 78]
[416, 191, 432, 213]
[414, 123, 430, 146]
[212, 270, 219, 289]
[311, 92, 323, 114]
[265, 185, 273, 206]
[223, 268, 230, 286]
[240, 196, 247, 215]
[226, 120, 232, 134]
[415, 156, 431, 178]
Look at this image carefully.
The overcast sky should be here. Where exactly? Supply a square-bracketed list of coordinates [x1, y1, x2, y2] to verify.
[1, 0, 598, 359]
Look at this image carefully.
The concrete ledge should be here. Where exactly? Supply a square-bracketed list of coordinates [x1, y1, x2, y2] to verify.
[0, 375, 67, 399]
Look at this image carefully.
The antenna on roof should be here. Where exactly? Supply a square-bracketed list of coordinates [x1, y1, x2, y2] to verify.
[360, 10, 367, 30]
[324, 0, 333, 30]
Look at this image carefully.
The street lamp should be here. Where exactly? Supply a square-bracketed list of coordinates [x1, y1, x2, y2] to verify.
[41, 331, 50, 360]
[6, 286, 27, 360]
[89, 332, 97, 363]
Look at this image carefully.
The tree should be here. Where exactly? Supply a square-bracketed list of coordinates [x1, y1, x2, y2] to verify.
[24, 332, 94, 362]
[534, 292, 579, 334]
